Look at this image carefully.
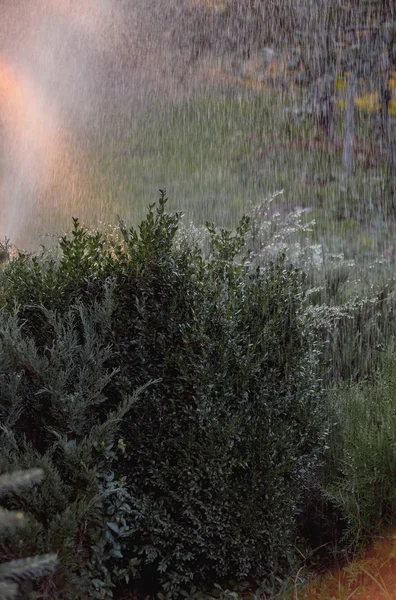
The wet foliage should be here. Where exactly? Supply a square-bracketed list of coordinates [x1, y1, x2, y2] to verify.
[1, 1, 396, 598]
[0, 196, 329, 598]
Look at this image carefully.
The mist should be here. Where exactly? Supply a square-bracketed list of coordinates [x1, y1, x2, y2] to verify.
[0, 0, 180, 248]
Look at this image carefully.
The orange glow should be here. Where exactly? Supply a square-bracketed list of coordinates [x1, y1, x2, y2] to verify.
[0, 56, 61, 160]
[0, 0, 121, 247]
[299, 533, 396, 599]
[0, 59, 29, 129]
[0, 55, 91, 245]
[0, 55, 60, 194]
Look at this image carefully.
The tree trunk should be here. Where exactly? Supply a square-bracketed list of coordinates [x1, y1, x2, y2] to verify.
[343, 70, 356, 175]
[381, 86, 396, 178]
[379, 47, 396, 181]
[315, 75, 335, 143]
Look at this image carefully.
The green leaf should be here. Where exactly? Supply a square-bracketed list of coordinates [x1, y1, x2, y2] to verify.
[106, 522, 120, 534]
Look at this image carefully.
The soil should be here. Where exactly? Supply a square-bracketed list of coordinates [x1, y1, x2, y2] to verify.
[300, 534, 396, 599]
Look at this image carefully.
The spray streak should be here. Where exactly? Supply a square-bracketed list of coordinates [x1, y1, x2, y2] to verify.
[0, 0, 184, 247]
[0, 57, 61, 245]
[0, 0, 122, 247]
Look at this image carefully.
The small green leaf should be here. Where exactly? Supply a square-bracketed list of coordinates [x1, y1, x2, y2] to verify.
[106, 521, 120, 534]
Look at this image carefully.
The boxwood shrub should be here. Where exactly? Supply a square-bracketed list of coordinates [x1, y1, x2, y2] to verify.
[0, 192, 326, 597]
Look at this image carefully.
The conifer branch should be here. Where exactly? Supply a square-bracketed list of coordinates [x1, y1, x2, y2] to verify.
[0, 469, 58, 599]
[0, 470, 44, 498]
[0, 580, 19, 600]
[0, 554, 58, 584]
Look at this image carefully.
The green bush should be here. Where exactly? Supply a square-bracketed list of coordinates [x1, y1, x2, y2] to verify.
[180, 194, 396, 384]
[0, 193, 326, 596]
[104, 198, 325, 593]
[0, 282, 150, 598]
[238, 196, 396, 383]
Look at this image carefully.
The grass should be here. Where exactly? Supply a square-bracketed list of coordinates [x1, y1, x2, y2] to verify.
[295, 534, 396, 599]
[22, 67, 396, 263]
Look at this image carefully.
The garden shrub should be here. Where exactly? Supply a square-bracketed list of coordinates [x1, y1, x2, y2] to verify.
[239, 195, 396, 383]
[103, 198, 325, 593]
[0, 281, 150, 599]
[0, 193, 327, 596]
[180, 194, 396, 384]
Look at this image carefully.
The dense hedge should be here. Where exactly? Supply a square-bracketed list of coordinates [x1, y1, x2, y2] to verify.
[111, 218, 325, 592]
[0, 193, 326, 598]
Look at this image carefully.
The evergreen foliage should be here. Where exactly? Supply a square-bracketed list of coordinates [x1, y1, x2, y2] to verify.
[0, 281, 151, 598]
[0, 469, 57, 600]
[0, 193, 327, 596]
[111, 225, 325, 593]
[3, 192, 396, 596]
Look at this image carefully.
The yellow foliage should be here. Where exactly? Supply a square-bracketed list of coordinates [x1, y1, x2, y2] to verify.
[335, 74, 347, 91]
[337, 94, 396, 114]
[355, 92, 380, 112]
[203, 0, 226, 9]
[187, 0, 227, 10]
